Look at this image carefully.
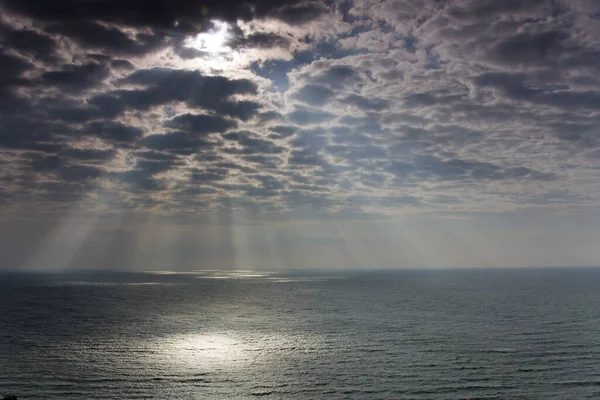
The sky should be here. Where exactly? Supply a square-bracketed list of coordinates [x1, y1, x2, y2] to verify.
[1, 0, 600, 270]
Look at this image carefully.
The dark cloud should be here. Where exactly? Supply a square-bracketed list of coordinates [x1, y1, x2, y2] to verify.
[61, 148, 116, 162]
[166, 113, 236, 134]
[449, 0, 550, 21]
[474, 72, 537, 101]
[0, 116, 57, 149]
[313, 65, 361, 88]
[0, 51, 34, 86]
[539, 89, 600, 111]
[190, 168, 229, 182]
[223, 131, 285, 154]
[403, 91, 464, 108]
[0, 86, 31, 113]
[549, 122, 600, 146]
[86, 121, 144, 142]
[116, 68, 261, 119]
[242, 155, 282, 168]
[290, 127, 327, 150]
[135, 157, 181, 175]
[340, 94, 390, 111]
[268, 2, 328, 25]
[173, 44, 210, 60]
[215, 161, 256, 173]
[2, 26, 59, 62]
[30, 154, 61, 172]
[287, 108, 336, 125]
[253, 174, 285, 190]
[56, 164, 104, 182]
[140, 132, 216, 155]
[111, 59, 136, 70]
[475, 71, 600, 110]
[289, 149, 326, 166]
[136, 150, 180, 162]
[47, 21, 166, 56]
[230, 32, 291, 49]
[41, 62, 110, 92]
[43, 95, 126, 123]
[1, 0, 328, 32]
[245, 186, 280, 197]
[117, 170, 165, 191]
[487, 30, 569, 66]
[28, 153, 105, 181]
[291, 84, 335, 106]
[338, 115, 386, 135]
[124, 68, 256, 94]
[413, 156, 554, 182]
[86, 53, 111, 63]
[30, 180, 93, 203]
[256, 110, 283, 123]
[86, 95, 128, 118]
[269, 125, 297, 137]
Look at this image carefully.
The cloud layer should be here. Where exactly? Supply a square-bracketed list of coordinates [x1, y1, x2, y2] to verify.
[1, 0, 599, 224]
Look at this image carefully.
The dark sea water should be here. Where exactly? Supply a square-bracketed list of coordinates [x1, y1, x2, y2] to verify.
[1, 268, 600, 399]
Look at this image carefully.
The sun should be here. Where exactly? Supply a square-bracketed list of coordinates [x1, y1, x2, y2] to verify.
[184, 20, 232, 54]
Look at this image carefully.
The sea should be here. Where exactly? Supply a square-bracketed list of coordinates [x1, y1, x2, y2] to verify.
[1, 268, 600, 399]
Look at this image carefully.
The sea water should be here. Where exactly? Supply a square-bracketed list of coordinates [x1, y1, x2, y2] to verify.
[1, 268, 600, 399]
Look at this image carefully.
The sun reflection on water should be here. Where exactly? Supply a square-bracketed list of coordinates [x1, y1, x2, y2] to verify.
[157, 334, 251, 368]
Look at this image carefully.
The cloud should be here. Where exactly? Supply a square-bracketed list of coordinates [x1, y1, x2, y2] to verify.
[413, 155, 555, 182]
[43, 95, 126, 123]
[190, 168, 229, 182]
[0, 116, 58, 149]
[116, 68, 261, 119]
[117, 170, 165, 191]
[223, 131, 286, 154]
[110, 59, 136, 70]
[269, 125, 297, 137]
[56, 164, 104, 182]
[287, 108, 336, 124]
[85, 121, 144, 142]
[61, 148, 116, 162]
[291, 84, 334, 106]
[1, 0, 328, 31]
[487, 30, 569, 66]
[166, 113, 237, 134]
[41, 62, 111, 92]
[47, 21, 167, 56]
[313, 65, 362, 88]
[0, 51, 34, 86]
[139, 132, 217, 155]
[289, 149, 326, 166]
[340, 94, 390, 111]
[0, 0, 599, 226]
[229, 32, 292, 50]
[1, 25, 59, 62]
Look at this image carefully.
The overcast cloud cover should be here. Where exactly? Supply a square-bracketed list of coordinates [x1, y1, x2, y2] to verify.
[1, 0, 600, 270]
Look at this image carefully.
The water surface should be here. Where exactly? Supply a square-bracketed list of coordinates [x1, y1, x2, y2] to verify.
[1, 268, 600, 399]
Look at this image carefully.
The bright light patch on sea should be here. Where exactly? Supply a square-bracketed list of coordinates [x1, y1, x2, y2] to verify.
[161, 334, 249, 367]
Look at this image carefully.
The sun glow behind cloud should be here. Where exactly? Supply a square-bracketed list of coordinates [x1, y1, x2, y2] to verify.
[181, 20, 244, 70]
[184, 21, 232, 54]
[178, 19, 298, 73]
